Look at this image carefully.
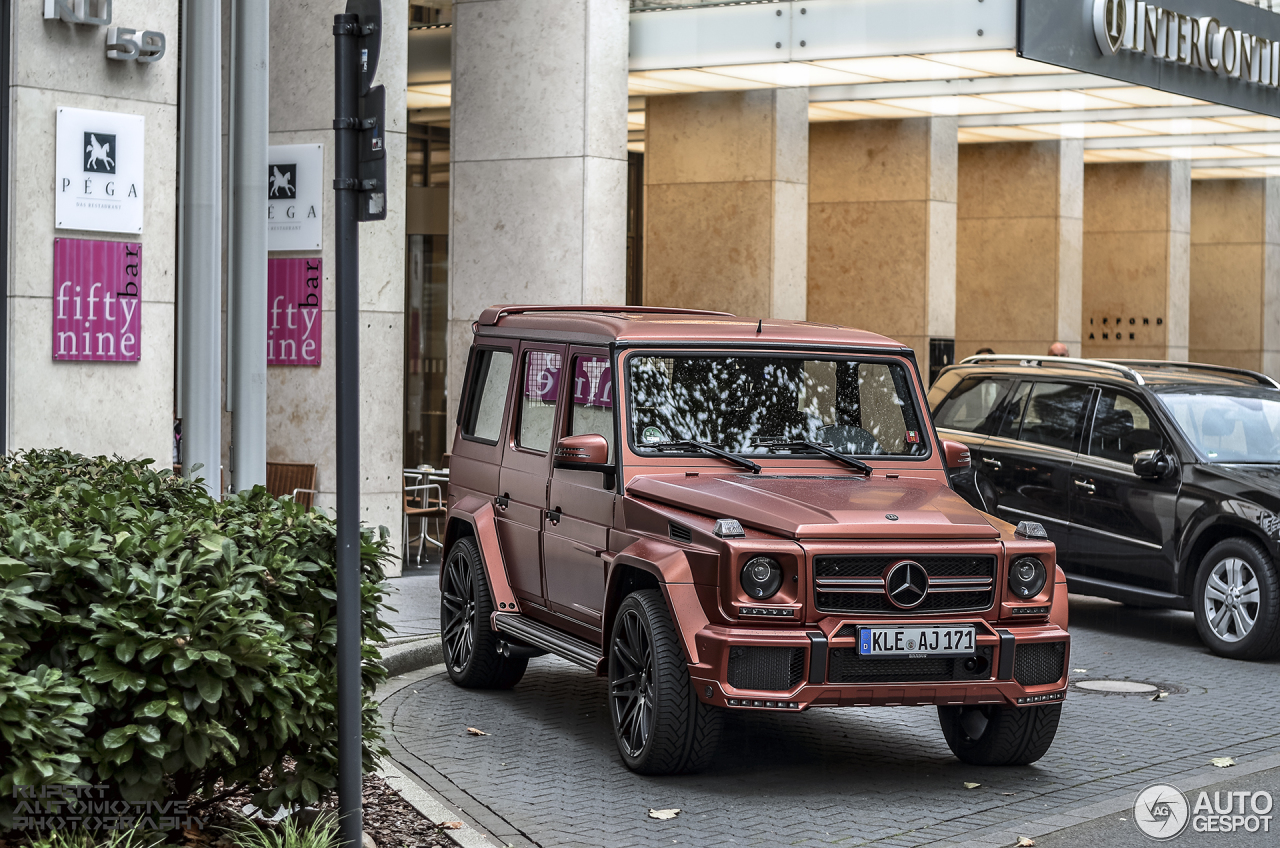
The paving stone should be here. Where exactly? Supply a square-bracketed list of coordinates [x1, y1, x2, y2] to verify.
[382, 596, 1280, 847]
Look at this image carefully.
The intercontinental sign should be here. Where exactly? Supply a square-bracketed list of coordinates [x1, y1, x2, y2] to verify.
[1093, 0, 1280, 84]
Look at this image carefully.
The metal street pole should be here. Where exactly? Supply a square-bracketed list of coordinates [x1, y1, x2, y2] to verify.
[178, 0, 222, 496]
[332, 12, 363, 848]
[229, 0, 269, 492]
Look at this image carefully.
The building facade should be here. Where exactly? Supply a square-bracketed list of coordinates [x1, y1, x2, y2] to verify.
[6, 0, 1280, 576]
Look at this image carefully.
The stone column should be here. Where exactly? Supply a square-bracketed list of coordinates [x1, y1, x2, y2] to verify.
[956, 140, 1083, 359]
[643, 88, 808, 320]
[1190, 179, 1280, 378]
[808, 117, 956, 372]
[265, 0, 408, 567]
[1082, 162, 1191, 361]
[448, 0, 629, 424]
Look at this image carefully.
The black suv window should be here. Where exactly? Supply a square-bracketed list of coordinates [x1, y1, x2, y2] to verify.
[1019, 382, 1091, 451]
[1089, 388, 1165, 463]
[996, 382, 1031, 440]
[934, 377, 1012, 434]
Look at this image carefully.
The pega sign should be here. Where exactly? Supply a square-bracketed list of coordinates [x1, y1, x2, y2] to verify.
[53, 238, 141, 362]
[1093, 0, 1280, 83]
[267, 258, 322, 366]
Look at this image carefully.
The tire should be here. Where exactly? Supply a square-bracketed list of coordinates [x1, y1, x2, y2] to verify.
[608, 590, 722, 775]
[937, 703, 1061, 766]
[1193, 538, 1280, 661]
[439, 537, 527, 689]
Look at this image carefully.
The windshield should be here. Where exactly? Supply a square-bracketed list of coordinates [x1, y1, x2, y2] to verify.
[626, 353, 927, 457]
[1158, 389, 1280, 463]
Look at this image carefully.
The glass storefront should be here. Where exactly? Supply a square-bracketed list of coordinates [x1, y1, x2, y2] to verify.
[405, 234, 448, 470]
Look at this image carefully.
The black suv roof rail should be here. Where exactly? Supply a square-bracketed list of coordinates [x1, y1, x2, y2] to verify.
[958, 354, 1145, 385]
[1104, 359, 1280, 389]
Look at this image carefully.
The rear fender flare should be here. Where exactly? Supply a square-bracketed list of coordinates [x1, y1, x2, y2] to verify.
[604, 539, 708, 667]
[444, 496, 519, 612]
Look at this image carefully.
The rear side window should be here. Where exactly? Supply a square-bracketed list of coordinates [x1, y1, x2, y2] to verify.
[518, 350, 563, 452]
[933, 377, 1011, 434]
[461, 349, 513, 443]
[1020, 382, 1091, 451]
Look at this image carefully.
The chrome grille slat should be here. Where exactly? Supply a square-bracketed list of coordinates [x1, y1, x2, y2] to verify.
[813, 554, 997, 614]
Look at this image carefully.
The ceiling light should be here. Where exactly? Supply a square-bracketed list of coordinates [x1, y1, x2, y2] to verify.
[810, 100, 931, 119]
[922, 50, 1071, 77]
[812, 56, 983, 82]
[1192, 167, 1260, 178]
[1082, 87, 1205, 107]
[705, 62, 878, 87]
[1114, 118, 1253, 135]
[1215, 115, 1280, 131]
[876, 95, 1029, 116]
[978, 90, 1131, 111]
[958, 125, 1058, 142]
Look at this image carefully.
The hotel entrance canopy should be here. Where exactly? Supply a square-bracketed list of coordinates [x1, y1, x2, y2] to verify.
[619, 0, 1280, 178]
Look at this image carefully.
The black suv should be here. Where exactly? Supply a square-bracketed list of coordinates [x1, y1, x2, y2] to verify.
[929, 355, 1280, 660]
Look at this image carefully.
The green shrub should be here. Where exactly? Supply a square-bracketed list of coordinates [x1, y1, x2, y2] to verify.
[0, 449, 394, 825]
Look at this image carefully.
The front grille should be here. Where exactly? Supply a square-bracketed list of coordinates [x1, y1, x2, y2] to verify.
[727, 646, 805, 691]
[828, 646, 994, 684]
[1014, 641, 1066, 686]
[813, 554, 996, 615]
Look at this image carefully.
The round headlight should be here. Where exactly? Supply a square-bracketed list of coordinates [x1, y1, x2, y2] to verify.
[1009, 556, 1047, 599]
[740, 556, 783, 600]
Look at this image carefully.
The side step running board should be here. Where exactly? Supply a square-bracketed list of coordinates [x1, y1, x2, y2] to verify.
[492, 612, 603, 671]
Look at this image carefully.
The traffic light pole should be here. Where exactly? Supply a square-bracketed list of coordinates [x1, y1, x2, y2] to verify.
[332, 12, 363, 848]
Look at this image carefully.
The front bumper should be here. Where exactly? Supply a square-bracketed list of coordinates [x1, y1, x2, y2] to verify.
[688, 617, 1069, 711]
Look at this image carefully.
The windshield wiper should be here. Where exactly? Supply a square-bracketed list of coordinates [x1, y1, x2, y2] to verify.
[647, 440, 762, 474]
[751, 438, 873, 476]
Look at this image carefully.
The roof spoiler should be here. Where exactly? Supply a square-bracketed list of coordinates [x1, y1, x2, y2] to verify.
[476, 304, 735, 326]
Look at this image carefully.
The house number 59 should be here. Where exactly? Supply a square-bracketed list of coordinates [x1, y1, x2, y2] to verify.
[106, 26, 165, 63]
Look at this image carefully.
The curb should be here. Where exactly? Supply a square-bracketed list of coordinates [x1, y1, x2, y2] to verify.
[378, 755, 503, 848]
[378, 635, 443, 678]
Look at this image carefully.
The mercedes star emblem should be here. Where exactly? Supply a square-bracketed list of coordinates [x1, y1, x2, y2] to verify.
[884, 560, 928, 609]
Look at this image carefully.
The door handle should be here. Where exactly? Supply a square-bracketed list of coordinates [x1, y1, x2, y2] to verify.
[982, 457, 1002, 471]
[494, 493, 509, 510]
[572, 542, 604, 557]
[1073, 479, 1096, 494]
[546, 507, 562, 526]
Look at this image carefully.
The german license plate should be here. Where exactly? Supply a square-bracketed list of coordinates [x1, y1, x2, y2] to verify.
[858, 626, 976, 658]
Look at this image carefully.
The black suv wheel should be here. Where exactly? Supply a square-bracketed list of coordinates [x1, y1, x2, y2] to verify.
[608, 590, 722, 774]
[440, 537, 527, 688]
[937, 703, 1061, 766]
[1193, 538, 1280, 661]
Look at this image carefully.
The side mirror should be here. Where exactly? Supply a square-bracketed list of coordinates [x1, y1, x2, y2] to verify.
[1133, 449, 1172, 480]
[942, 439, 971, 469]
[555, 434, 609, 465]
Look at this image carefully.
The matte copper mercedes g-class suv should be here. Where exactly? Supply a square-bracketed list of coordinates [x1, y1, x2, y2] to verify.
[440, 306, 1069, 774]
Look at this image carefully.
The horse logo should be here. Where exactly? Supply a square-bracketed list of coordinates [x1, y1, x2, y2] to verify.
[83, 132, 116, 174]
[269, 164, 297, 198]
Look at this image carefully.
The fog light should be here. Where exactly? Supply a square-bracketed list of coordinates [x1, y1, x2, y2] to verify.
[741, 556, 783, 600]
[1009, 556, 1046, 599]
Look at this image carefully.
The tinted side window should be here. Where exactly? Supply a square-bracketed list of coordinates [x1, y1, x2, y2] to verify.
[1021, 382, 1091, 451]
[568, 353, 615, 462]
[934, 377, 1012, 434]
[996, 382, 1031, 440]
[518, 350, 563, 452]
[1089, 389, 1165, 463]
[461, 349, 514, 443]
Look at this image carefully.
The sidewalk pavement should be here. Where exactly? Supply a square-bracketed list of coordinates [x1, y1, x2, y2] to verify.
[378, 553, 444, 677]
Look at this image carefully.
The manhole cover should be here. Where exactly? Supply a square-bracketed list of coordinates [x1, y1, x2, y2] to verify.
[1075, 679, 1157, 694]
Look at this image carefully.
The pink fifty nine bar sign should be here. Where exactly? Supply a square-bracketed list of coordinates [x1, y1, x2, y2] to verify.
[53, 238, 142, 362]
[268, 258, 322, 365]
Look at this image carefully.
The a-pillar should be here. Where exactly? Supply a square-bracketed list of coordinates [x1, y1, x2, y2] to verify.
[808, 118, 956, 374]
[448, 0, 629, 424]
[1190, 179, 1280, 378]
[1082, 162, 1191, 360]
[643, 88, 808, 319]
[956, 140, 1083, 359]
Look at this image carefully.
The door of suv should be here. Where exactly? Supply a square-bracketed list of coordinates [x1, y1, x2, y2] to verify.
[1068, 386, 1180, 590]
[978, 380, 1092, 564]
[931, 374, 1015, 510]
[497, 343, 567, 606]
[543, 348, 618, 637]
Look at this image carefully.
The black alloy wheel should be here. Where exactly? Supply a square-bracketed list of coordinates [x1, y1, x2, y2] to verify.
[937, 703, 1062, 766]
[608, 590, 722, 774]
[439, 537, 527, 689]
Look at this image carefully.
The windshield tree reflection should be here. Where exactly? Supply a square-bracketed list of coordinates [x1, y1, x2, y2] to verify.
[627, 355, 927, 456]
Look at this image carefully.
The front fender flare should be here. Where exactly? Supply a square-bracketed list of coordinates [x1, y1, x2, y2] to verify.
[604, 539, 709, 667]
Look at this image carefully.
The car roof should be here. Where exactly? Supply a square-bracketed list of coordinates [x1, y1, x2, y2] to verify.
[939, 355, 1280, 392]
[473, 305, 911, 351]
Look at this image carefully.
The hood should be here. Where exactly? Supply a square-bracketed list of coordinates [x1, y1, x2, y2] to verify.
[1204, 463, 1280, 491]
[627, 473, 1000, 541]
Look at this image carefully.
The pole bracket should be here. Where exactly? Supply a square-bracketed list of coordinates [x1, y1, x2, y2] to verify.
[333, 178, 359, 190]
[333, 117, 360, 130]
[333, 22, 358, 35]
